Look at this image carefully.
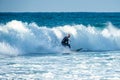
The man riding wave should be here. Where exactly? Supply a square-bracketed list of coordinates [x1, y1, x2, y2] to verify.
[61, 34, 71, 48]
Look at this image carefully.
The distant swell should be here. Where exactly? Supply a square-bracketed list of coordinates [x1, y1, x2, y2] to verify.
[0, 20, 120, 56]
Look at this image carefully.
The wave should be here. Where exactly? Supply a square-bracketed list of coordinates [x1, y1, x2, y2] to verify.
[0, 20, 120, 56]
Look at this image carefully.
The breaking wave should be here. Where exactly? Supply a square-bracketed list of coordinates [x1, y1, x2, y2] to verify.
[0, 20, 120, 56]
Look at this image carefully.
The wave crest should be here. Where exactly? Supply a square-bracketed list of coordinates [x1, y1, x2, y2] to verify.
[0, 20, 120, 56]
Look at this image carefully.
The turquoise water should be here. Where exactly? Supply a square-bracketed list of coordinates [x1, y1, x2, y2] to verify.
[0, 12, 120, 79]
[0, 12, 120, 27]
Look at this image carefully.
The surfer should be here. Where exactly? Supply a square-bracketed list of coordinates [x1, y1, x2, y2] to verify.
[61, 34, 71, 48]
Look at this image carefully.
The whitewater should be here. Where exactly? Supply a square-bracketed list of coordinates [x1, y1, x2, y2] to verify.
[0, 20, 120, 56]
[0, 12, 120, 80]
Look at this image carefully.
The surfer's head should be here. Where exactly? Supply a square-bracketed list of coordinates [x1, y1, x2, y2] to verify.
[67, 34, 70, 38]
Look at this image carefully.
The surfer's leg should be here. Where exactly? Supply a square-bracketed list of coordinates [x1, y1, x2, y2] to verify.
[62, 43, 67, 47]
[67, 44, 71, 48]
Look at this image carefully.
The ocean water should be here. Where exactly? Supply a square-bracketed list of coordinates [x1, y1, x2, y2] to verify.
[0, 12, 120, 80]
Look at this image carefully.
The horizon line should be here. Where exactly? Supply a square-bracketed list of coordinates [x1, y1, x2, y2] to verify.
[0, 11, 120, 13]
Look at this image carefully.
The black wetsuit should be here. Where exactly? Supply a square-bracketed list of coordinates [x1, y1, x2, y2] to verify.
[61, 36, 71, 48]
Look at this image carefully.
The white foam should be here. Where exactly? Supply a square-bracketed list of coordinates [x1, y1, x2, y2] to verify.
[0, 42, 20, 56]
[0, 20, 120, 55]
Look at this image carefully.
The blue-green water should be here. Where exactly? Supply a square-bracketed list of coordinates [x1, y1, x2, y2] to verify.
[0, 12, 120, 79]
[0, 12, 120, 27]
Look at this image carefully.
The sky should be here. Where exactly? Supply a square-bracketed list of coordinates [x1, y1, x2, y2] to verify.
[0, 0, 120, 12]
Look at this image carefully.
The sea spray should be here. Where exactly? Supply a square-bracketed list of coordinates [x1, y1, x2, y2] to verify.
[0, 20, 120, 55]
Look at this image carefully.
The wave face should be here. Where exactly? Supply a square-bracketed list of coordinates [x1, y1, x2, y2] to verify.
[0, 20, 120, 55]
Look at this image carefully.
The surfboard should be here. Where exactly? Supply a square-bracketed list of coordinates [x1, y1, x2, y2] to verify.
[62, 48, 83, 55]
[71, 48, 83, 52]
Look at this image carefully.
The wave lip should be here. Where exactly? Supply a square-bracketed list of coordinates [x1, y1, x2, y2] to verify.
[0, 20, 120, 56]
